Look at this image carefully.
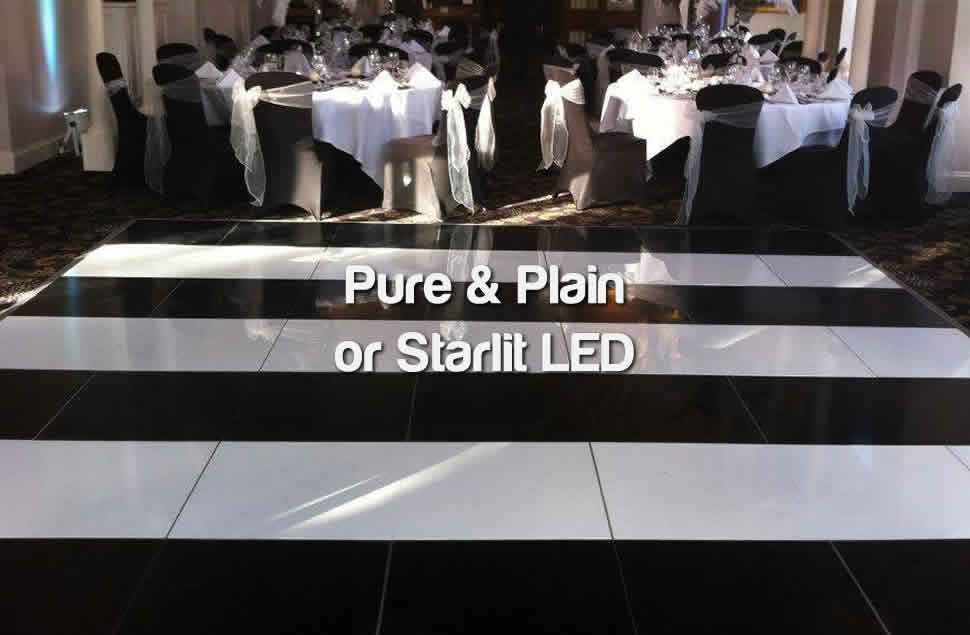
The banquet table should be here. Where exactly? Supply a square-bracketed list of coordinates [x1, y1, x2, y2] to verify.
[599, 83, 852, 167]
[311, 81, 442, 190]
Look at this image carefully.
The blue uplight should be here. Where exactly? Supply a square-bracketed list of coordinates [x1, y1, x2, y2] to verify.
[40, 0, 63, 112]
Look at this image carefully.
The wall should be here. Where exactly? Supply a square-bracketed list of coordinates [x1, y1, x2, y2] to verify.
[0, 0, 92, 174]
[866, 0, 896, 86]
[919, 0, 957, 80]
[947, 0, 970, 190]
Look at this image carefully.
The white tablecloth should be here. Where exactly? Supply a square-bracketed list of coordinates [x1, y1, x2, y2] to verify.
[312, 83, 442, 190]
[600, 84, 852, 167]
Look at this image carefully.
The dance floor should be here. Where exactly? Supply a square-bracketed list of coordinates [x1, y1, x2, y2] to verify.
[2, 219, 970, 634]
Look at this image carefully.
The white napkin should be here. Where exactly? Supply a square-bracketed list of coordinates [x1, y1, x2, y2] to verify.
[617, 69, 658, 96]
[369, 70, 399, 93]
[195, 62, 223, 80]
[437, 26, 450, 40]
[351, 56, 373, 77]
[818, 77, 853, 101]
[759, 50, 779, 65]
[283, 50, 311, 75]
[217, 68, 242, 88]
[405, 63, 440, 88]
[768, 83, 798, 104]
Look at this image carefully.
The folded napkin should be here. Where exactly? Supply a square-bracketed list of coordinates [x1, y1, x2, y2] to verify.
[195, 61, 223, 80]
[248, 35, 270, 51]
[818, 77, 853, 101]
[437, 26, 450, 40]
[217, 68, 242, 88]
[759, 50, 779, 64]
[617, 69, 658, 96]
[369, 70, 399, 93]
[350, 56, 374, 77]
[283, 50, 312, 75]
[768, 83, 798, 104]
[405, 63, 440, 88]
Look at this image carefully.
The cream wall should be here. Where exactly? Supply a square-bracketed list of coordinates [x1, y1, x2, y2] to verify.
[947, 0, 970, 190]
[0, 0, 91, 174]
[919, 0, 958, 79]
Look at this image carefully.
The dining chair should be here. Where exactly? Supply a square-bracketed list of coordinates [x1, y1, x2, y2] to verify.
[552, 79, 649, 210]
[157, 43, 202, 70]
[684, 85, 764, 225]
[383, 84, 481, 219]
[242, 72, 326, 218]
[96, 52, 147, 188]
[760, 86, 898, 228]
[154, 63, 244, 206]
[780, 41, 804, 60]
[891, 70, 944, 136]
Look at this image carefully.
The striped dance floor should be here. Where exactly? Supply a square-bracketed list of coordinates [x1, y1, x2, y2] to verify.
[3, 220, 970, 634]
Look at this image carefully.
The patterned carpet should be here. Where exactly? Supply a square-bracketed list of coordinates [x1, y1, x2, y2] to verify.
[1, 71, 968, 328]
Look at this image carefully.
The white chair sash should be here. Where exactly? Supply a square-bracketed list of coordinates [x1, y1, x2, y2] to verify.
[105, 78, 128, 97]
[538, 79, 577, 170]
[904, 77, 944, 130]
[142, 76, 200, 193]
[160, 52, 203, 71]
[845, 103, 893, 213]
[434, 84, 475, 212]
[926, 101, 960, 205]
[475, 77, 497, 172]
[678, 102, 762, 225]
[484, 29, 501, 69]
[230, 80, 315, 206]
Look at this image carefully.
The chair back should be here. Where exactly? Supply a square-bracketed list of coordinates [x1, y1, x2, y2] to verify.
[780, 41, 804, 60]
[258, 26, 280, 40]
[157, 43, 202, 70]
[767, 28, 786, 41]
[152, 63, 205, 197]
[690, 85, 764, 224]
[360, 24, 387, 42]
[245, 72, 322, 216]
[607, 49, 663, 81]
[747, 34, 778, 55]
[543, 56, 577, 85]
[97, 52, 146, 184]
[560, 80, 594, 180]
[700, 52, 740, 71]
[892, 70, 944, 134]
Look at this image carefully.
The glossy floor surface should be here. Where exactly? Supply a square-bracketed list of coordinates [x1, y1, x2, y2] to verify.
[2, 220, 970, 634]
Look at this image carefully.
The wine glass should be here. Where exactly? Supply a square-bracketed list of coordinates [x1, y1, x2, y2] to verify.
[368, 48, 381, 76]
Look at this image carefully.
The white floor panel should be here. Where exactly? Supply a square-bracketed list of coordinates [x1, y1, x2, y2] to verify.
[262, 319, 569, 373]
[313, 248, 546, 283]
[561, 323, 874, 377]
[65, 244, 324, 279]
[0, 317, 284, 371]
[760, 255, 898, 288]
[544, 251, 785, 286]
[594, 443, 970, 540]
[172, 442, 610, 540]
[0, 441, 215, 538]
[833, 327, 970, 378]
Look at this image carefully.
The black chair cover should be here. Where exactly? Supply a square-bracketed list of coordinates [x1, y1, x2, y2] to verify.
[688, 85, 764, 225]
[153, 63, 244, 207]
[96, 52, 146, 188]
[244, 72, 325, 218]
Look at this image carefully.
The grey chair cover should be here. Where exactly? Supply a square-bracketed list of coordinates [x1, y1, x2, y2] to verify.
[549, 79, 648, 210]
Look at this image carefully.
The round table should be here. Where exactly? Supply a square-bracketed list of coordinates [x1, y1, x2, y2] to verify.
[600, 84, 852, 167]
[312, 82, 442, 191]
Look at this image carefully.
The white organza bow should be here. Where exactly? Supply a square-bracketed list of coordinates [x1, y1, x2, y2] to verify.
[926, 101, 960, 205]
[475, 77, 498, 172]
[230, 83, 267, 206]
[142, 81, 170, 194]
[845, 103, 892, 213]
[485, 30, 501, 69]
[434, 84, 475, 212]
[538, 80, 569, 170]
[105, 78, 128, 97]
[904, 77, 943, 130]
[230, 80, 315, 206]
[678, 102, 762, 225]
